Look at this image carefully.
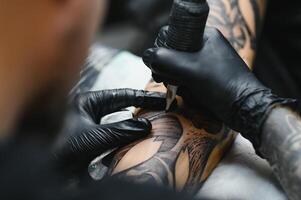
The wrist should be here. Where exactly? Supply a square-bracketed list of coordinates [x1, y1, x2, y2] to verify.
[230, 89, 297, 154]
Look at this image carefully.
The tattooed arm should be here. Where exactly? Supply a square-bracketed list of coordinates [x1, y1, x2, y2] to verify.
[107, 81, 236, 194]
[207, 2, 301, 197]
[207, 0, 266, 68]
[207, 3, 301, 198]
[260, 107, 301, 200]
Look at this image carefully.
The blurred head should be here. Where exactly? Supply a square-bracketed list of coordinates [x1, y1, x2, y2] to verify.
[0, 0, 107, 97]
[0, 0, 107, 136]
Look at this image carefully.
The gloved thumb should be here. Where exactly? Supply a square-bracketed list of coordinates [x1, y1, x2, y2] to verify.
[101, 117, 152, 147]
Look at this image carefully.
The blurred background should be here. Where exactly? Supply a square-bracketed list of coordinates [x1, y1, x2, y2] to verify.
[96, 0, 173, 56]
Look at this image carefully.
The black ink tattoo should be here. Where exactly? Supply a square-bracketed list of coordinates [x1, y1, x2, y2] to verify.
[261, 107, 301, 200]
[107, 108, 235, 194]
[208, 0, 262, 64]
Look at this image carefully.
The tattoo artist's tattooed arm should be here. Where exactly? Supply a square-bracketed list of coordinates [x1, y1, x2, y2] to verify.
[260, 107, 301, 200]
[207, 1, 301, 199]
[207, 2, 301, 199]
[207, 0, 266, 68]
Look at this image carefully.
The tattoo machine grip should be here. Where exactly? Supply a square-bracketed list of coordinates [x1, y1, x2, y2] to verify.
[154, 0, 209, 110]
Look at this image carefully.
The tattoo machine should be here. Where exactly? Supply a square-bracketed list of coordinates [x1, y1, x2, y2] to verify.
[154, 0, 209, 111]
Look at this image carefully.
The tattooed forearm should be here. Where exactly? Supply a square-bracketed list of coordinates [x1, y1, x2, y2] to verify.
[260, 107, 301, 200]
[207, 0, 265, 67]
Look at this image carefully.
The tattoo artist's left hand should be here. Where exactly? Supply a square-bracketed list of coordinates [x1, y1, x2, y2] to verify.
[55, 89, 166, 174]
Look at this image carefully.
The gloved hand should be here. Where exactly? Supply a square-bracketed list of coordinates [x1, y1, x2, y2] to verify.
[143, 27, 296, 151]
[55, 89, 166, 175]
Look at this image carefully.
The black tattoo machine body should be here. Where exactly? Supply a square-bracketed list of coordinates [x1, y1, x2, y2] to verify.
[154, 0, 209, 110]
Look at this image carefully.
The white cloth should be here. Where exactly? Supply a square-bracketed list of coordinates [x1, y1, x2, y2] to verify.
[92, 51, 287, 200]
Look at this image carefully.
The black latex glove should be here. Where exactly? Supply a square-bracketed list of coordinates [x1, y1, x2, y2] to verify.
[55, 89, 166, 175]
[143, 27, 296, 150]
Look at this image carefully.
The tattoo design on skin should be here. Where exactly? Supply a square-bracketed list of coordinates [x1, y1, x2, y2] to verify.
[207, 0, 262, 67]
[261, 107, 301, 200]
[107, 82, 236, 194]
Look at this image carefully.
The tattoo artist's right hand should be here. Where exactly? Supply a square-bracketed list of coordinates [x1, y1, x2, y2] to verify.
[143, 27, 295, 150]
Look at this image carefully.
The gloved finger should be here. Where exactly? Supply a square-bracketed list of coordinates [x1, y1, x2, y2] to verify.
[152, 73, 164, 83]
[177, 87, 202, 108]
[66, 118, 151, 160]
[177, 86, 191, 99]
[143, 48, 189, 85]
[77, 89, 166, 123]
[152, 73, 181, 86]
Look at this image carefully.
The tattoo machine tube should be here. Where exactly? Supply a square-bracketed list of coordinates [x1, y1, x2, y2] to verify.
[155, 0, 209, 110]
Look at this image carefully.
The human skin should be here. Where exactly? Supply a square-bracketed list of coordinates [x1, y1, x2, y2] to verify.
[107, 81, 236, 194]
[260, 107, 301, 200]
[0, 0, 106, 137]
[207, 0, 266, 68]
